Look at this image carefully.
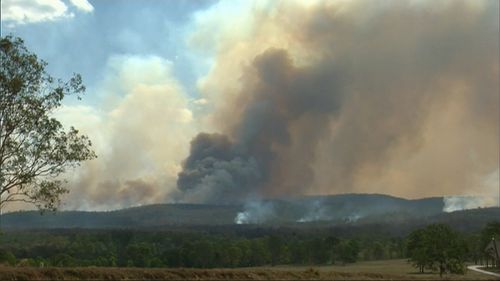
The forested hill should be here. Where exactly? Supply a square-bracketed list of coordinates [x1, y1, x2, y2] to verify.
[0, 204, 240, 229]
[1, 193, 494, 230]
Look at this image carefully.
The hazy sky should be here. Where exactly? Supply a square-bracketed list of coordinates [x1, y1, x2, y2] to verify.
[1, 0, 498, 210]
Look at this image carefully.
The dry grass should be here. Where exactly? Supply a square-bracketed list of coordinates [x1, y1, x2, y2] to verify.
[0, 260, 497, 280]
[0, 266, 401, 280]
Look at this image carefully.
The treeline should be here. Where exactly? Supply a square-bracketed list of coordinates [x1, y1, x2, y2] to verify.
[0, 221, 498, 270]
[0, 229, 403, 268]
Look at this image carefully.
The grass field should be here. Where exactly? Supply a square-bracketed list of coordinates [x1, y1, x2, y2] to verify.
[267, 259, 496, 280]
[1, 260, 497, 280]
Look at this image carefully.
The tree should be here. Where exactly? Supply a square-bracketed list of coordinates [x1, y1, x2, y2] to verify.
[249, 239, 270, 266]
[325, 236, 340, 264]
[268, 235, 284, 266]
[407, 224, 468, 276]
[425, 224, 468, 276]
[372, 242, 386, 260]
[125, 243, 153, 267]
[407, 228, 429, 273]
[0, 36, 96, 211]
[310, 237, 330, 264]
[480, 221, 500, 247]
[338, 239, 359, 264]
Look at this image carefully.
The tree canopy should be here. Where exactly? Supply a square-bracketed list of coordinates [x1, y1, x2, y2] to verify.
[0, 36, 96, 211]
[407, 224, 468, 276]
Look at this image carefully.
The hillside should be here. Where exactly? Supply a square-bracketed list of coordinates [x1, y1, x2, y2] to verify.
[0, 204, 240, 229]
[0, 193, 494, 230]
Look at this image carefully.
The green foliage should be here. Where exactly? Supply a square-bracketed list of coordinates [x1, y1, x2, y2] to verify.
[371, 242, 386, 260]
[338, 239, 360, 264]
[0, 248, 16, 265]
[309, 237, 329, 264]
[52, 253, 76, 267]
[480, 221, 500, 248]
[407, 228, 427, 272]
[407, 224, 468, 276]
[2, 221, 495, 269]
[0, 36, 96, 211]
[126, 243, 154, 267]
[0, 229, 382, 268]
[268, 235, 284, 266]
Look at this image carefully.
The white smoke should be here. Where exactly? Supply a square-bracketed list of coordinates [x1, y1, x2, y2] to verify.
[234, 201, 275, 224]
[56, 55, 196, 211]
[442, 196, 490, 212]
[297, 200, 330, 222]
[343, 214, 362, 223]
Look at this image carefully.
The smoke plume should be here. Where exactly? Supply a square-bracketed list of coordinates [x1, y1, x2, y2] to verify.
[177, 0, 499, 203]
[56, 55, 196, 210]
[10, 0, 495, 211]
[234, 200, 276, 224]
[443, 196, 486, 213]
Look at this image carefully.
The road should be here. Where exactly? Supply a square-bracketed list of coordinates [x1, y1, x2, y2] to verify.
[468, 265, 500, 279]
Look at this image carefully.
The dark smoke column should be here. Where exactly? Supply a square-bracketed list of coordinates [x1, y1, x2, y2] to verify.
[176, 133, 262, 203]
[176, 49, 343, 203]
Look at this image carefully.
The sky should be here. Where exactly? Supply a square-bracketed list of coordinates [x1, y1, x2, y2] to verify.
[1, 0, 499, 211]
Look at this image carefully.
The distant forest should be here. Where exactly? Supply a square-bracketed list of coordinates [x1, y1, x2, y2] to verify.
[1, 220, 498, 270]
